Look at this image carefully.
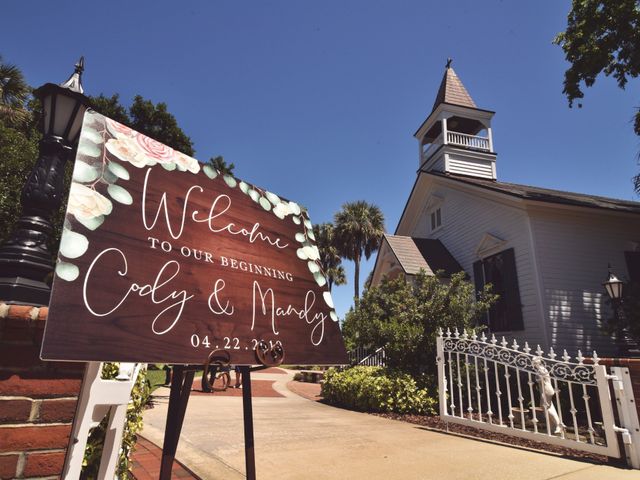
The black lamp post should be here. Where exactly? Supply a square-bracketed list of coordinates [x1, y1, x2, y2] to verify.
[0, 57, 90, 306]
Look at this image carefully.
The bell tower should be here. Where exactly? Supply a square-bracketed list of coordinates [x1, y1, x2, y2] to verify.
[415, 59, 497, 180]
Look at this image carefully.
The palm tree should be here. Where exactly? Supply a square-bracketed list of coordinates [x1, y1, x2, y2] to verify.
[209, 155, 235, 175]
[0, 56, 29, 126]
[333, 201, 385, 301]
[313, 223, 347, 292]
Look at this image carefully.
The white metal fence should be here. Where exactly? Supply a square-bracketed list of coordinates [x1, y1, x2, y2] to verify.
[436, 328, 640, 462]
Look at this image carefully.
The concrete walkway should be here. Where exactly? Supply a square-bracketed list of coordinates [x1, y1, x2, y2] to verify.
[141, 370, 637, 480]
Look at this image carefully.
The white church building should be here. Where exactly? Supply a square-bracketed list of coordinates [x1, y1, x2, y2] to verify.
[371, 62, 640, 356]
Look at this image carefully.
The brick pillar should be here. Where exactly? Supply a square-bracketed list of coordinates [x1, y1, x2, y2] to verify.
[598, 358, 640, 421]
[0, 303, 84, 479]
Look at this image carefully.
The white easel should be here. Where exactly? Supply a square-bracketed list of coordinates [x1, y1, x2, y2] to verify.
[63, 362, 142, 479]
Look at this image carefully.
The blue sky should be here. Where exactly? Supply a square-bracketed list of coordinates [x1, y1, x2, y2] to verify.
[2, 1, 639, 319]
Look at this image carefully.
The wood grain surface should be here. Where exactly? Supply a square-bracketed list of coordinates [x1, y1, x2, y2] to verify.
[41, 112, 347, 365]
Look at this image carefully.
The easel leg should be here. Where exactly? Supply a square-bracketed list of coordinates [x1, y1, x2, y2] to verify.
[160, 366, 195, 480]
[241, 366, 256, 480]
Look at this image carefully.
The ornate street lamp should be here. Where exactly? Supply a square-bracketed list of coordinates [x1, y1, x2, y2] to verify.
[0, 57, 91, 306]
[603, 265, 624, 302]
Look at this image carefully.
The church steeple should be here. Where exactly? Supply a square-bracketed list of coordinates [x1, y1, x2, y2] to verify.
[431, 59, 477, 113]
[415, 60, 497, 180]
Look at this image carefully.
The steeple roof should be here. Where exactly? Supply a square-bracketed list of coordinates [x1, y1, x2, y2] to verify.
[431, 59, 477, 113]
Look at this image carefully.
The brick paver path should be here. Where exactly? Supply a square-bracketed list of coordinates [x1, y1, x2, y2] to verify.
[132, 436, 198, 479]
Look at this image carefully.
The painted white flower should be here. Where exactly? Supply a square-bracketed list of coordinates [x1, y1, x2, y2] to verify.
[272, 201, 291, 219]
[105, 137, 148, 168]
[67, 182, 113, 221]
[174, 151, 201, 174]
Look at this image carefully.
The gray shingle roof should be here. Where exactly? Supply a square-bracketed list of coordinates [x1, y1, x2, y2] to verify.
[429, 172, 640, 214]
[384, 234, 463, 277]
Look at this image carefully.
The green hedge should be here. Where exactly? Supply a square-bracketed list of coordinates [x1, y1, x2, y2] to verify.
[321, 366, 436, 415]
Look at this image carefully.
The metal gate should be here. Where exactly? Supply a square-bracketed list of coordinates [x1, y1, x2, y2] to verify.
[436, 328, 640, 467]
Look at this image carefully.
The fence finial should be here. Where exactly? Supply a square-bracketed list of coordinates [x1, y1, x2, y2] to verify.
[577, 350, 584, 364]
[592, 350, 600, 365]
[523, 342, 531, 354]
[500, 336, 508, 347]
[454, 327, 460, 338]
[480, 331, 487, 342]
[490, 334, 497, 344]
[548, 347, 556, 359]
[511, 339, 519, 350]
[562, 349, 570, 362]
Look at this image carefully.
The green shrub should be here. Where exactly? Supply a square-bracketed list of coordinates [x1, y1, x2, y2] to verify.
[81, 363, 150, 479]
[321, 366, 436, 415]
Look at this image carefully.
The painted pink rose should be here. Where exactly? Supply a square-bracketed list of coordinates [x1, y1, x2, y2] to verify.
[106, 118, 137, 139]
[135, 134, 174, 164]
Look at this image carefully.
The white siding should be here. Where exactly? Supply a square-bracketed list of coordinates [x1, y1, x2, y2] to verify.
[402, 184, 546, 349]
[529, 207, 640, 356]
[447, 152, 494, 179]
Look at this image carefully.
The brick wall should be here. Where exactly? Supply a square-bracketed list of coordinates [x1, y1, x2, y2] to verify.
[0, 303, 84, 479]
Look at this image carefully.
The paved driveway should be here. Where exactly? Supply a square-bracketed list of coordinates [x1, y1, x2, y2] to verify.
[141, 370, 636, 480]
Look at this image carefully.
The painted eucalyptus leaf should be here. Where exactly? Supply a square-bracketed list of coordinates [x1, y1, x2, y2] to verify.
[107, 161, 130, 180]
[76, 215, 105, 231]
[59, 229, 89, 259]
[78, 141, 101, 158]
[239, 181, 250, 194]
[295, 233, 306, 243]
[249, 190, 261, 202]
[56, 262, 79, 282]
[102, 169, 118, 184]
[203, 165, 218, 179]
[314, 271, 327, 287]
[82, 128, 103, 145]
[308, 261, 320, 273]
[265, 191, 280, 205]
[330, 311, 338, 322]
[296, 248, 308, 260]
[307, 230, 316, 241]
[161, 162, 177, 171]
[303, 245, 318, 260]
[323, 291, 334, 309]
[259, 197, 271, 211]
[223, 175, 237, 188]
[107, 184, 133, 205]
[304, 218, 313, 229]
[288, 201, 301, 215]
[292, 216, 301, 225]
[72, 160, 99, 183]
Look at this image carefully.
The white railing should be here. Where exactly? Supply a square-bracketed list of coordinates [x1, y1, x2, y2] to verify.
[422, 133, 443, 162]
[436, 328, 623, 459]
[348, 346, 386, 367]
[446, 131, 490, 151]
[359, 347, 386, 367]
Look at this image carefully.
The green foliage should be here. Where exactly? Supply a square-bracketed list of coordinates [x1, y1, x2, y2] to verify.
[208, 155, 235, 175]
[321, 366, 437, 415]
[333, 201, 385, 300]
[313, 223, 346, 292]
[81, 364, 150, 480]
[342, 271, 496, 386]
[0, 121, 40, 243]
[0, 55, 30, 126]
[554, 0, 640, 191]
[89, 94, 195, 156]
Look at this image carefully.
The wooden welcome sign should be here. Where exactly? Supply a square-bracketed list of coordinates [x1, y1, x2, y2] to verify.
[41, 111, 348, 365]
